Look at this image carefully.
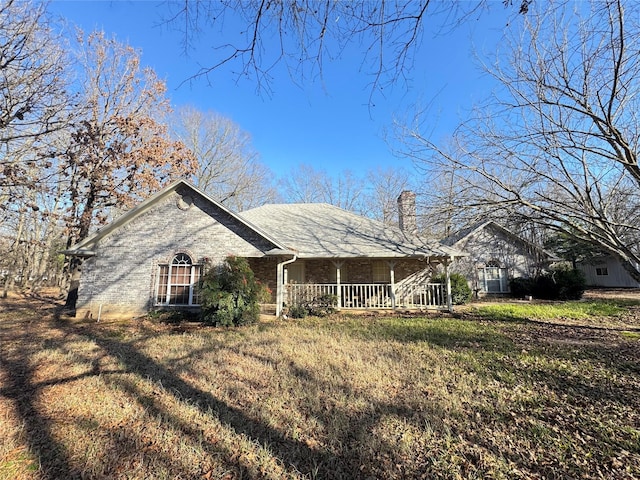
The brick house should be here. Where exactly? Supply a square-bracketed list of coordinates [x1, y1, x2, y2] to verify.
[63, 181, 462, 320]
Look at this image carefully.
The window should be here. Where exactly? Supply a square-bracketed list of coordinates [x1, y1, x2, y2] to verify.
[156, 253, 202, 306]
[480, 261, 509, 293]
[372, 261, 390, 283]
[596, 267, 609, 276]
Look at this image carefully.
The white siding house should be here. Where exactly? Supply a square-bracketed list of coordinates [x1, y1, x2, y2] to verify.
[577, 256, 640, 288]
[443, 221, 558, 296]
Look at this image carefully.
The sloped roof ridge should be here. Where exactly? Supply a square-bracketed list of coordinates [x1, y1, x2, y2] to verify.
[444, 220, 559, 260]
[242, 202, 400, 231]
[442, 220, 493, 246]
[241, 202, 463, 258]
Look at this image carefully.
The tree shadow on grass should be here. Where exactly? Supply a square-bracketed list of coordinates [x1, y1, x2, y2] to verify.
[65, 323, 346, 479]
[0, 319, 78, 479]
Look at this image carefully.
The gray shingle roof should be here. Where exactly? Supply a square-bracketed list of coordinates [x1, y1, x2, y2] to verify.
[241, 203, 459, 259]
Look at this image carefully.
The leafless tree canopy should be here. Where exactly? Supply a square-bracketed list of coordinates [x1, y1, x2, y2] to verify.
[166, 1, 529, 96]
[0, 0, 70, 188]
[405, 0, 640, 281]
[173, 106, 279, 211]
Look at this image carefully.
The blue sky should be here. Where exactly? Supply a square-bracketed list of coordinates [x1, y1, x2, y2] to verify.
[47, 1, 516, 179]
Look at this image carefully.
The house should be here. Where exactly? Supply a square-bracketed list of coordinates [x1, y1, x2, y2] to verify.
[63, 181, 463, 320]
[443, 221, 558, 296]
[577, 255, 640, 288]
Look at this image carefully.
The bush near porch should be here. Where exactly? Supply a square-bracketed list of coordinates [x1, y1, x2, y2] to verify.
[432, 272, 473, 305]
[198, 256, 268, 326]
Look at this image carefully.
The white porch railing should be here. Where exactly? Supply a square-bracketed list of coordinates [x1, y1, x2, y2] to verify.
[286, 283, 447, 310]
[395, 282, 446, 309]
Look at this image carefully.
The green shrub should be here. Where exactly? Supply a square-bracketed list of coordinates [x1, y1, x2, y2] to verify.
[431, 273, 473, 305]
[287, 303, 309, 319]
[198, 256, 267, 327]
[509, 277, 535, 298]
[287, 293, 338, 318]
[541, 267, 586, 300]
[510, 267, 586, 301]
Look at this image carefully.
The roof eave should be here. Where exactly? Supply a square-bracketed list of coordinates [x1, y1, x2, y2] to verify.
[59, 248, 96, 258]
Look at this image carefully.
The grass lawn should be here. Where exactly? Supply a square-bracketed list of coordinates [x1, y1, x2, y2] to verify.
[1, 292, 639, 479]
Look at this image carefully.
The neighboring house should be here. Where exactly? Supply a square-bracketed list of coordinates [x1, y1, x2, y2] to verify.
[443, 221, 558, 296]
[577, 255, 640, 288]
[63, 181, 462, 320]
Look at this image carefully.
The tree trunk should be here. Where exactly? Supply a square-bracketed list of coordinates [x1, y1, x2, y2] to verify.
[63, 257, 82, 312]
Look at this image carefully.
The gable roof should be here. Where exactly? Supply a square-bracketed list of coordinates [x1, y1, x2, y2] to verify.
[63, 180, 462, 261]
[240, 203, 461, 259]
[63, 180, 289, 257]
[443, 220, 559, 261]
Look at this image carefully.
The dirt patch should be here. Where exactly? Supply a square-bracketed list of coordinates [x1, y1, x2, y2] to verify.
[583, 287, 640, 301]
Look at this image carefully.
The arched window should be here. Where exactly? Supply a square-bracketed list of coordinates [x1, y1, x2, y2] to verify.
[480, 260, 509, 293]
[156, 253, 202, 306]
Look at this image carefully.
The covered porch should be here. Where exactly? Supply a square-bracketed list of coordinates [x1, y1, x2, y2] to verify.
[241, 200, 464, 317]
[249, 256, 458, 316]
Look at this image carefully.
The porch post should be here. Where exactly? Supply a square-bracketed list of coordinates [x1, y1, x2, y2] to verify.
[276, 255, 297, 317]
[333, 261, 343, 310]
[388, 260, 396, 310]
[276, 262, 284, 317]
[445, 256, 453, 312]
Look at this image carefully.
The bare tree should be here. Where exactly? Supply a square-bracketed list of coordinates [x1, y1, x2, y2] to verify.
[363, 166, 415, 226]
[405, 0, 640, 281]
[279, 164, 367, 212]
[0, 176, 66, 296]
[166, 1, 529, 96]
[172, 106, 279, 210]
[0, 0, 70, 191]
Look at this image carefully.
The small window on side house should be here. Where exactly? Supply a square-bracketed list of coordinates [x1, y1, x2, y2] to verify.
[596, 267, 608, 276]
[286, 262, 305, 284]
[480, 260, 509, 293]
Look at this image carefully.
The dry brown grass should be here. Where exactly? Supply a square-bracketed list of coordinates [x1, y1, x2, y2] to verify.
[1, 290, 639, 479]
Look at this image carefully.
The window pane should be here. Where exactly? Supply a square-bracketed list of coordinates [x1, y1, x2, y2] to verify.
[485, 267, 500, 280]
[191, 265, 203, 305]
[156, 265, 169, 304]
[169, 285, 190, 305]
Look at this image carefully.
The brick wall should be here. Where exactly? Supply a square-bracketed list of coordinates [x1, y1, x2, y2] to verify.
[247, 257, 430, 286]
[76, 189, 275, 319]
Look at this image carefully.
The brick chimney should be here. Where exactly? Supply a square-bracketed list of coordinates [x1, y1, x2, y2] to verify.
[397, 190, 417, 236]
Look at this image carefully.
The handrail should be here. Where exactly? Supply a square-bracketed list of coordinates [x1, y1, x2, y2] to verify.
[285, 282, 446, 310]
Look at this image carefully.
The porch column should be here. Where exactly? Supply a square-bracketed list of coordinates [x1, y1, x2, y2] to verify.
[444, 256, 453, 312]
[276, 262, 284, 317]
[333, 261, 343, 310]
[388, 260, 396, 310]
[276, 255, 297, 317]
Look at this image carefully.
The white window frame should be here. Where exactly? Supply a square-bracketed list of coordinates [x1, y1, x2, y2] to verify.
[155, 253, 202, 306]
[480, 261, 509, 293]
